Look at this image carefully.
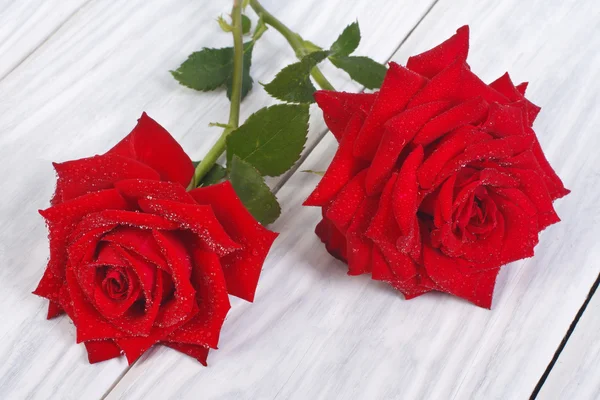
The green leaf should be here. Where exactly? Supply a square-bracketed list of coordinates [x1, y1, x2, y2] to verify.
[171, 42, 254, 100]
[201, 163, 227, 186]
[329, 55, 386, 89]
[241, 15, 252, 35]
[263, 51, 329, 103]
[331, 22, 360, 56]
[226, 104, 309, 176]
[226, 42, 254, 100]
[229, 156, 281, 225]
[190, 162, 228, 188]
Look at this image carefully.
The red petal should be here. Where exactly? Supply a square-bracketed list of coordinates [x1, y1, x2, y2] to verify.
[407, 58, 465, 108]
[33, 267, 64, 303]
[39, 189, 128, 282]
[354, 63, 428, 160]
[315, 216, 347, 262]
[189, 181, 278, 302]
[165, 342, 210, 366]
[102, 226, 168, 270]
[502, 167, 560, 229]
[413, 96, 489, 145]
[167, 249, 230, 348]
[392, 147, 424, 259]
[65, 265, 127, 343]
[326, 170, 368, 234]
[304, 115, 367, 206]
[152, 231, 196, 327]
[365, 101, 449, 194]
[346, 198, 378, 275]
[516, 82, 528, 95]
[530, 133, 570, 199]
[84, 340, 122, 363]
[407, 26, 470, 79]
[52, 155, 159, 205]
[492, 194, 539, 264]
[107, 113, 194, 187]
[115, 179, 195, 205]
[139, 199, 241, 256]
[418, 126, 488, 189]
[47, 300, 64, 319]
[314, 91, 376, 141]
[481, 102, 525, 137]
[423, 245, 500, 308]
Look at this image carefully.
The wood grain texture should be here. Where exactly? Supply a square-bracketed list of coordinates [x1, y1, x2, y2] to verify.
[0, 0, 436, 398]
[105, 0, 600, 399]
[539, 280, 600, 400]
[0, 0, 88, 79]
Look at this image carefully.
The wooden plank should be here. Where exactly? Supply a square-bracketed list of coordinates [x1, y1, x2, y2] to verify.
[0, 0, 88, 79]
[105, 0, 600, 399]
[0, 0, 436, 398]
[538, 278, 600, 399]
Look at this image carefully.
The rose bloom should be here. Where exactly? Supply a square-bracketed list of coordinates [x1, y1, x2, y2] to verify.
[34, 113, 277, 364]
[304, 26, 568, 308]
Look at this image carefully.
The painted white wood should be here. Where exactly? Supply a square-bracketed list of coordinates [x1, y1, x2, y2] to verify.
[0, 0, 436, 398]
[0, 0, 88, 79]
[538, 288, 600, 400]
[104, 0, 600, 399]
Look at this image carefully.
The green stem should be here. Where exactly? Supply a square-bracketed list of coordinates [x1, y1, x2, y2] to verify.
[249, 0, 335, 91]
[190, 0, 244, 188]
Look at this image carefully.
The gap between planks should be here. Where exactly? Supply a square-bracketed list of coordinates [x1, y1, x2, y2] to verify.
[530, 272, 600, 399]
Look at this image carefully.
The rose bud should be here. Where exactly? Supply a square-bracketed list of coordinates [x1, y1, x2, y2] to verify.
[34, 113, 278, 364]
[304, 26, 568, 308]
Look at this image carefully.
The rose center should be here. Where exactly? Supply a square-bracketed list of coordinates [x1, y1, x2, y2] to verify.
[101, 268, 130, 301]
[453, 187, 497, 241]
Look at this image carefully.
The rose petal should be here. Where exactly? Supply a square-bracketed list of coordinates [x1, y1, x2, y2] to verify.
[481, 102, 525, 138]
[413, 96, 489, 145]
[407, 25, 470, 79]
[423, 244, 501, 309]
[346, 198, 378, 275]
[314, 91, 376, 141]
[115, 179, 195, 205]
[102, 226, 169, 270]
[167, 249, 230, 348]
[189, 181, 278, 302]
[304, 114, 367, 206]
[392, 146, 424, 259]
[84, 340, 122, 364]
[139, 198, 241, 256]
[107, 113, 194, 188]
[365, 101, 450, 194]
[38, 189, 129, 284]
[64, 265, 127, 343]
[52, 155, 160, 205]
[326, 170, 368, 234]
[315, 215, 347, 262]
[418, 126, 490, 189]
[502, 167, 560, 229]
[164, 342, 210, 366]
[354, 63, 428, 160]
[152, 231, 196, 328]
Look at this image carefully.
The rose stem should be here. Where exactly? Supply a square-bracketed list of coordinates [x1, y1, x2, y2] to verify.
[190, 0, 245, 188]
[249, 0, 335, 91]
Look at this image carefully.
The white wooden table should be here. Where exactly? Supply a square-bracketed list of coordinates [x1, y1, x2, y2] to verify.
[1, 0, 599, 399]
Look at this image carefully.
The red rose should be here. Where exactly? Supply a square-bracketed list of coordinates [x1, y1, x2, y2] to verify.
[34, 113, 278, 364]
[304, 26, 568, 308]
